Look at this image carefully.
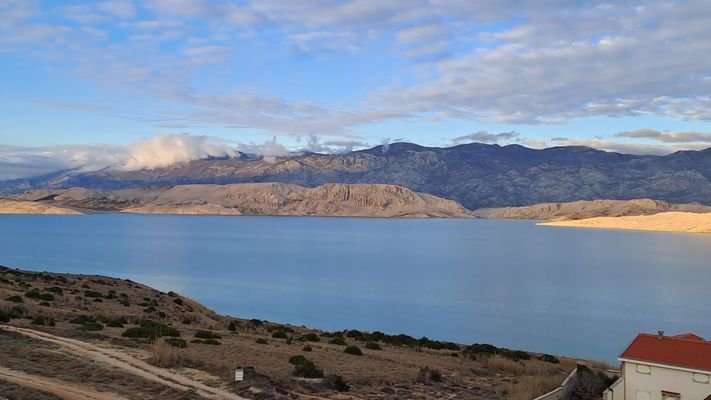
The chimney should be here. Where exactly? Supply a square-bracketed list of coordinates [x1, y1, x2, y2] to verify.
[657, 330, 664, 339]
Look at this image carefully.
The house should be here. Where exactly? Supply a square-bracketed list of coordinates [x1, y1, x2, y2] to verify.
[604, 332, 711, 400]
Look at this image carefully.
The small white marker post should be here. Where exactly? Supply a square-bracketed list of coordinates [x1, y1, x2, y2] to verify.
[234, 368, 244, 382]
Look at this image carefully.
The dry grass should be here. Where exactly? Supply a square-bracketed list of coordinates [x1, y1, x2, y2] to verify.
[504, 375, 563, 400]
[483, 355, 553, 376]
[150, 340, 180, 368]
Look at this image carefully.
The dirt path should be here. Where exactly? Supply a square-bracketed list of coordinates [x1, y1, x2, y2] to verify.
[0, 366, 129, 400]
[0, 325, 246, 400]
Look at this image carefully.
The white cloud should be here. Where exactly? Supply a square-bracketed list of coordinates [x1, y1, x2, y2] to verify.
[615, 129, 711, 144]
[119, 133, 237, 170]
[452, 130, 520, 144]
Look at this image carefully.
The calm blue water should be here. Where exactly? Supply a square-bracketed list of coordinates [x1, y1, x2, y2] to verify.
[0, 214, 709, 362]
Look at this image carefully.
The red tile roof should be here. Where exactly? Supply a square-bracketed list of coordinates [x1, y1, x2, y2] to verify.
[621, 333, 711, 372]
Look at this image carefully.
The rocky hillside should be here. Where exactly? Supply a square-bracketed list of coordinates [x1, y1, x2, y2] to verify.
[10, 183, 473, 218]
[0, 198, 80, 215]
[540, 212, 711, 234]
[2, 142, 710, 209]
[476, 199, 711, 221]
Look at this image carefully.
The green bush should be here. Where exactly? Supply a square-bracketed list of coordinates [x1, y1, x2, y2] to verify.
[122, 321, 180, 339]
[272, 330, 288, 339]
[302, 333, 320, 342]
[539, 354, 560, 364]
[69, 315, 94, 325]
[325, 375, 350, 392]
[194, 330, 221, 339]
[191, 338, 220, 345]
[0, 310, 11, 323]
[343, 345, 362, 356]
[80, 321, 104, 331]
[45, 287, 63, 295]
[417, 367, 443, 383]
[31, 316, 55, 326]
[83, 290, 103, 298]
[302, 345, 313, 352]
[329, 337, 347, 346]
[365, 342, 382, 350]
[24, 289, 54, 302]
[255, 338, 268, 345]
[173, 298, 183, 306]
[290, 355, 324, 378]
[228, 320, 238, 331]
[165, 338, 187, 348]
[5, 295, 23, 303]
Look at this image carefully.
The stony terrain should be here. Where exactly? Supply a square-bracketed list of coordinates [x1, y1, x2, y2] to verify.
[476, 199, 711, 221]
[0, 265, 586, 400]
[539, 211, 711, 234]
[4, 183, 472, 218]
[2, 142, 710, 210]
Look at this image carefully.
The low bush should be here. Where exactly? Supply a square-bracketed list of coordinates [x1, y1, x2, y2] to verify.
[45, 286, 63, 295]
[165, 338, 187, 348]
[302, 345, 313, 352]
[24, 289, 54, 302]
[302, 333, 320, 342]
[83, 290, 103, 298]
[194, 330, 221, 340]
[289, 355, 323, 378]
[539, 354, 560, 364]
[329, 337, 347, 346]
[173, 298, 183, 306]
[255, 338, 268, 345]
[325, 375, 350, 392]
[5, 295, 23, 303]
[227, 320, 238, 331]
[80, 321, 104, 331]
[191, 338, 221, 345]
[272, 330, 288, 339]
[365, 342, 381, 350]
[31, 316, 55, 326]
[343, 345, 362, 356]
[122, 321, 180, 339]
[417, 367, 443, 383]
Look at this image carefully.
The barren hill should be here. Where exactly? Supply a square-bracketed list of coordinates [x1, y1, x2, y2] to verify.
[476, 199, 711, 221]
[9, 183, 473, 218]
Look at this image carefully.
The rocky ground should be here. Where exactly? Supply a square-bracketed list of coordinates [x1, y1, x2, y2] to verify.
[0, 265, 584, 400]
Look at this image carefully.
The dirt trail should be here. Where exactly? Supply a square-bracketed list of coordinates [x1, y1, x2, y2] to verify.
[0, 325, 245, 400]
[0, 366, 129, 400]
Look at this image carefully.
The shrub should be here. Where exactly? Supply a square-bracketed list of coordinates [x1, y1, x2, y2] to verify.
[289, 355, 307, 365]
[343, 345, 362, 356]
[143, 306, 156, 313]
[417, 367, 443, 383]
[122, 321, 180, 339]
[539, 354, 560, 364]
[228, 321, 238, 331]
[119, 299, 130, 307]
[290, 356, 323, 378]
[272, 330, 288, 339]
[24, 289, 54, 302]
[302, 345, 313, 352]
[83, 290, 103, 298]
[194, 330, 221, 340]
[191, 338, 221, 345]
[173, 298, 183, 306]
[325, 375, 350, 392]
[0, 310, 11, 323]
[165, 338, 187, 348]
[345, 330, 363, 338]
[255, 338, 268, 345]
[5, 295, 23, 303]
[302, 333, 320, 342]
[80, 322, 104, 331]
[329, 337, 347, 346]
[105, 318, 126, 328]
[69, 315, 94, 325]
[365, 342, 381, 350]
[45, 287, 63, 295]
[31, 316, 55, 326]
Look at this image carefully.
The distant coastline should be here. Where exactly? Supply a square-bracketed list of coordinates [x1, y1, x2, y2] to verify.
[538, 211, 711, 234]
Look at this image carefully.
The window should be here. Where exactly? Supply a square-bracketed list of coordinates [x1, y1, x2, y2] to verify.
[661, 390, 681, 400]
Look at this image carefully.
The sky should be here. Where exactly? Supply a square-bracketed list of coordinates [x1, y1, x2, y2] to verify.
[1, 0, 710, 179]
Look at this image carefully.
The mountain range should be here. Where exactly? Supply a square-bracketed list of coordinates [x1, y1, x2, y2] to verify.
[3, 142, 711, 210]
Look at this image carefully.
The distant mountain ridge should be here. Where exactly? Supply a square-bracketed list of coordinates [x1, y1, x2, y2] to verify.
[2, 142, 711, 209]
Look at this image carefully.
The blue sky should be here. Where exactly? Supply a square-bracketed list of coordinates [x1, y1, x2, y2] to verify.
[1, 0, 710, 178]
